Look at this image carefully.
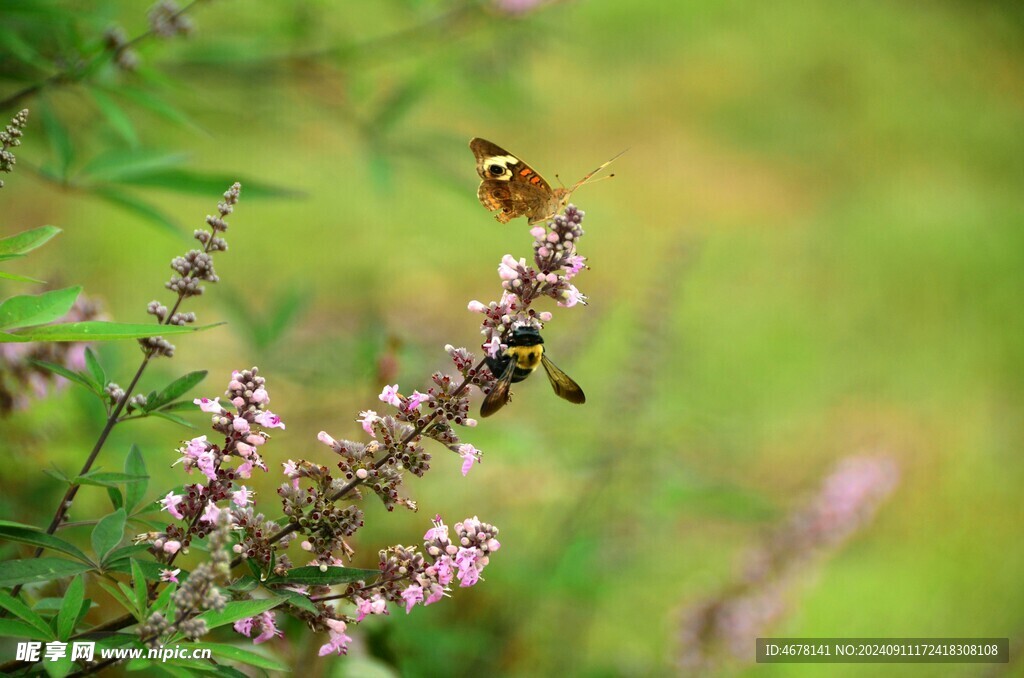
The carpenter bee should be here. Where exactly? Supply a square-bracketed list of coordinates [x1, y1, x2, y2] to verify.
[480, 325, 585, 417]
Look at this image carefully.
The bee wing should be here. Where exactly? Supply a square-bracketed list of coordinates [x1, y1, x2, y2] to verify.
[480, 360, 517, 417]
[541, 355, 586, 404]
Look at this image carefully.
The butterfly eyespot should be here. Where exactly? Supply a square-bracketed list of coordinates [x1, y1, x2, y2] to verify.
[488, 164, 506, 176]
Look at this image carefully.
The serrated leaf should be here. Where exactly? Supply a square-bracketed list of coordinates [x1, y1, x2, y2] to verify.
[147, 370, 207, 411]
[56, 575, 85, 640]
[0, 558, 93, 588]
[1, 320, 219, 343]
[92, 509, 126, 564]
[90, 89, 138, 147]
[29, 360, 97, 394]
[124, 445, 148, 513]
[84, 347, 105, 388]
[91, 188, 179, 235]
[0, 226, 61, 256]
[0, 590, 55, 639]
[191, 597, 285, 633]
[0, 525, 91, 564]
[0, 286, 81, 331]
[265, 565, 380, 587]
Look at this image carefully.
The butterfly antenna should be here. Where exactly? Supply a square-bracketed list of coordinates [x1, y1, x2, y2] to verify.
[554, 173, 566, 189]
[568, 147, 629, 194]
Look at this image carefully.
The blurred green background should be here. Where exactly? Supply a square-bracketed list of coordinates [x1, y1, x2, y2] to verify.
[2, 0, 1023, 675]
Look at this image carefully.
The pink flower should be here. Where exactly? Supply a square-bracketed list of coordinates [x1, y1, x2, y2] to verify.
[317, 431, 337, 447]
[424, 583, 445, 606]
[235, 442, 254, 457]
[193, 397, 224, 413]
[487, 538, 501, 552]
[467, 300, 487, 313]
[234, 617, 254, 637]
[484, 336, 506, 359]
[254, 410, 285, 429]
[401, 585, 424, 613]
[232, 417, 250, 433]
[498, 254, 522, 280]
[196, 450, 218, 481]
[558, 284, 586, 308]
[565, 254, 586, 277]
[160, 568, 180, 583]
[161, 491, 184, 520]
[318, 619, 352, 656]
[201, 502, 221, 523]
[538, 311, 552, 322]
[358, 410, 378, 437]
[455, 547, 481, 587]
[435, 555, 455, 586]
[355, 595, 388, 622]
[530, 225, 546, 239]
[163, 540, 181, 554]
[236, 460, 254, 478]
[458, 444, 481, 476]
[406, 390, 429, 411]
[232, 486, 252, 507]
[253, 612, 282, 644]
[185, 436, 209, 458]
[251, 387, 269, 404]
[282, 459, 299, 477]
[378, 384, 401, 407]
[424, 516, 449, 543]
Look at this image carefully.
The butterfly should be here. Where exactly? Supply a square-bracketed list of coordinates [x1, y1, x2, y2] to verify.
[470, 138, 623, 224]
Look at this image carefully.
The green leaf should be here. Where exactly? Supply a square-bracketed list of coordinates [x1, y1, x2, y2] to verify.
[280, 589, 319, 615]
[158, 400, 201, 413]
[91, 188, 180, 236]
[0, 226, 61, 257]
[56, 575, 85, 640]
[75, 471, 149, 488]
[130, 560, 148, 619]
[96, 580, 137, 619]
[91, 508, 126, 564]
[39, 97, 73, 178]
[183, 643, 289, 672]
[147, 370, 207, 412]
[0, 558, 93, 588]
[0, 618, 52, 641]
[265, 566, 380, 587]
[1, 320, 219, 343]
[115, 169, 303, 200]
[0, 525, 91, 564]
[90, 89, 139, 147]
[0, 286, 81, 331]
[107, 486, 124, 511]
[28, 360, 98, 394]
[0, 270, 45, 284]
[103, 544, 152, 564]
[117, 85, 202, 132]
[192, 597, 286, 632]
[147, 410, 195, 428]
[124, 445, 148, 513]
[0, 590, 55, 639]
[105, 557, 178, 583]
[151, 580, 177, 616]
[84, 347, 105, 388]
[0, 28, 52, 72]
[80, 149, 187, 183]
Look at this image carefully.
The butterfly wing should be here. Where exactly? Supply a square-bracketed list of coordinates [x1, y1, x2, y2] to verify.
[470, 138, 558, 223]
[541, 354, 586, 405]
[480, 357, 517, 417]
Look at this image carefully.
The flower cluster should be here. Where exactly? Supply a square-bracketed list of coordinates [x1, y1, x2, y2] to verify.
[676, 455, 899, 675]
[0, 109, 29, 189]
[102, 26, 139, 71]
[139, 367, 281, 559]
[140, 514, 232, 645]
[469, 204, 587, 358]
[0, 295, 104, 415]
[140, 182, 238, 359]
[149, 0, 194, 38]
